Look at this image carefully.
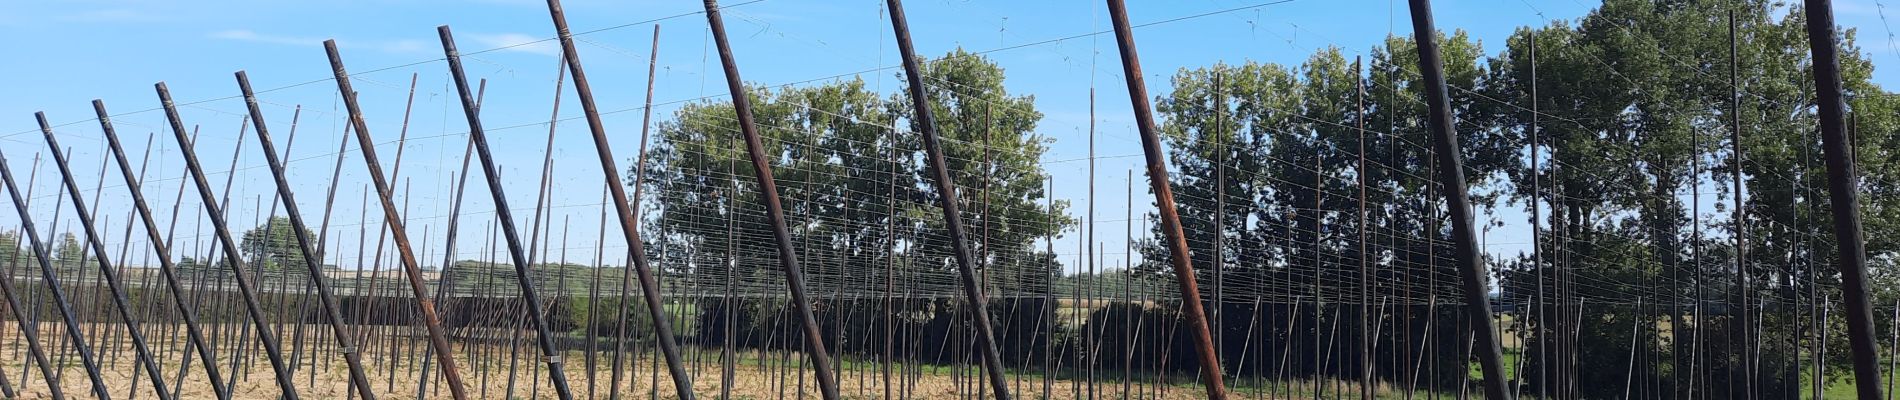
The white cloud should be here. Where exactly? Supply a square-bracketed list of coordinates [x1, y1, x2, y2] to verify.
[61, 8, 166, 23]
[467, 32, 561, 56]
[211, 29, 315, 46]
[210, 29, 428, 54]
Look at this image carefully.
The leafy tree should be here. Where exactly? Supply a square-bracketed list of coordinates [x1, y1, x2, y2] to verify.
[651, 50, 1070, 363]
[1486, 1, 1900, 397]
[0, 230, 18, 262]
[54, 232, 84, 265]
[240, 216, 316, 272]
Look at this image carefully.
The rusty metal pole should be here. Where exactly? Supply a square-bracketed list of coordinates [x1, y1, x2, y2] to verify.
[154, 81, 304, 400]
[1101, 1, 1228, 399]
[36, 113, 175, 400]
[1401, 1, 1514, 399]
[235, 70, 467, 400]
[427, 28, 582, 400]
[1801, 1, 1884, 398]
[0, 146, 113, 400]
[881, 1, 1012, 398]
[93, 99, 234, 400]
[696, 1, 840, 399]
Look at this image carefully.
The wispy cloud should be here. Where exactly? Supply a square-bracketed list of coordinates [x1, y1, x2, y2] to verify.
[210, 29, 427, 54]
[467, 32, 560, 56]
[211, 29, 315, 46]
[61, 8, 167, 23]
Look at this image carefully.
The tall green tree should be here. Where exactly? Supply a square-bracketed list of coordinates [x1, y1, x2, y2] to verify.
[54, 232, 83, 264]
[647, 50, 1070, 363]
[240, 216, 316, 273]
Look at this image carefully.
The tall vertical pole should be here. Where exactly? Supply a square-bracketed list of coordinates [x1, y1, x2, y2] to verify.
[1725, 9, 1756, 399]
[36, 113, 175, 400]
[521, 2, 699, 396]
[878, 2, 1013, 399]
[1102, 1, 1228, 398]
[1801, 1, 1884, 398]
[609, 23, 664, 400]
[157, 82, 310, 400]
[1528, 29, 1549, 400]
[696, 2, 840, 399]
[425, 30, 585, 400]
[1401, 1, 1514, 399]
[1354, 56, 1372, 400]
[1212, 68, 1226, 387]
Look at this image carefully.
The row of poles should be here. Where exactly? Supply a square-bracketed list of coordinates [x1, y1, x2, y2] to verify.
[0, 0, 1881, 399]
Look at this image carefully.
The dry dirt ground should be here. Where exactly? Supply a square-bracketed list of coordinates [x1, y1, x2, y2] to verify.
[0, 322, 1437, 399]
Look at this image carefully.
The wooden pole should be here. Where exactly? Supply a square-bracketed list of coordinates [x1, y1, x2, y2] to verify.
[1801, 1, 1885, 398]
[155, 82, 304, 400]
[422, 31, 582, 400]
[1400, 1, 1514, 398]
[1101, 1, 1228, 398]
[35, 113, 175, 400]
[695, 1, 841, 398]
[882, 1, 1013, 398]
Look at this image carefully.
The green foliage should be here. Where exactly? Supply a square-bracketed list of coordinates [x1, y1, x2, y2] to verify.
[1135, 0, 1900, 393]
[240, 216, 317, 272]
[54, 232, 83, 264]
[645, 49, 1069, 303]
[0, 230, 18, 262]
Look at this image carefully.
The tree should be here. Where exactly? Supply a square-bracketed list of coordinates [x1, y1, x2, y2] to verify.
[54, 232, 84, 264]
[1485, 1, 1900, 397]
[0, 230, 18, 262]
[240, 216, 316, 273]
[650, 50, 1070, 362]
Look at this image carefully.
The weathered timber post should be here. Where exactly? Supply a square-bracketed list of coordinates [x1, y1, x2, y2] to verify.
[155, 81, 304, 400]
[881, 1, 1013, 398]
[1401, 0, 1514, 398]
[1101, 1, 1228, 398]
[428, 27, 583, 400]
[1802, 1, 1885, 398]
[36, 113, 175, 400]
[696, 1, 840, 399]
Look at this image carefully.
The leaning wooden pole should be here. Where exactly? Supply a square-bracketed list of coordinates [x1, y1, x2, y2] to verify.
[881, 1, 1012, 398]
[238, 69, 468, 400]
[520, 3, 698, 395]
[35, 113, 175, 400]
[287, 49, 408, 400]
[1801, 1, 1884, 398]
[428, 28, 582, 400]
[0, 142, 113, 400]
[0, 166, 64, 400]
[93, 99, 235, 400]
[1401, 1, 1514, 399]
[155, 81, 304, 400]
[697, 1, 840, 399]
[1100, 1, 1227, 399]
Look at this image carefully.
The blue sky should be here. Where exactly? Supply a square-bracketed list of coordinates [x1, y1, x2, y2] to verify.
[1, 0, 1895, 275]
